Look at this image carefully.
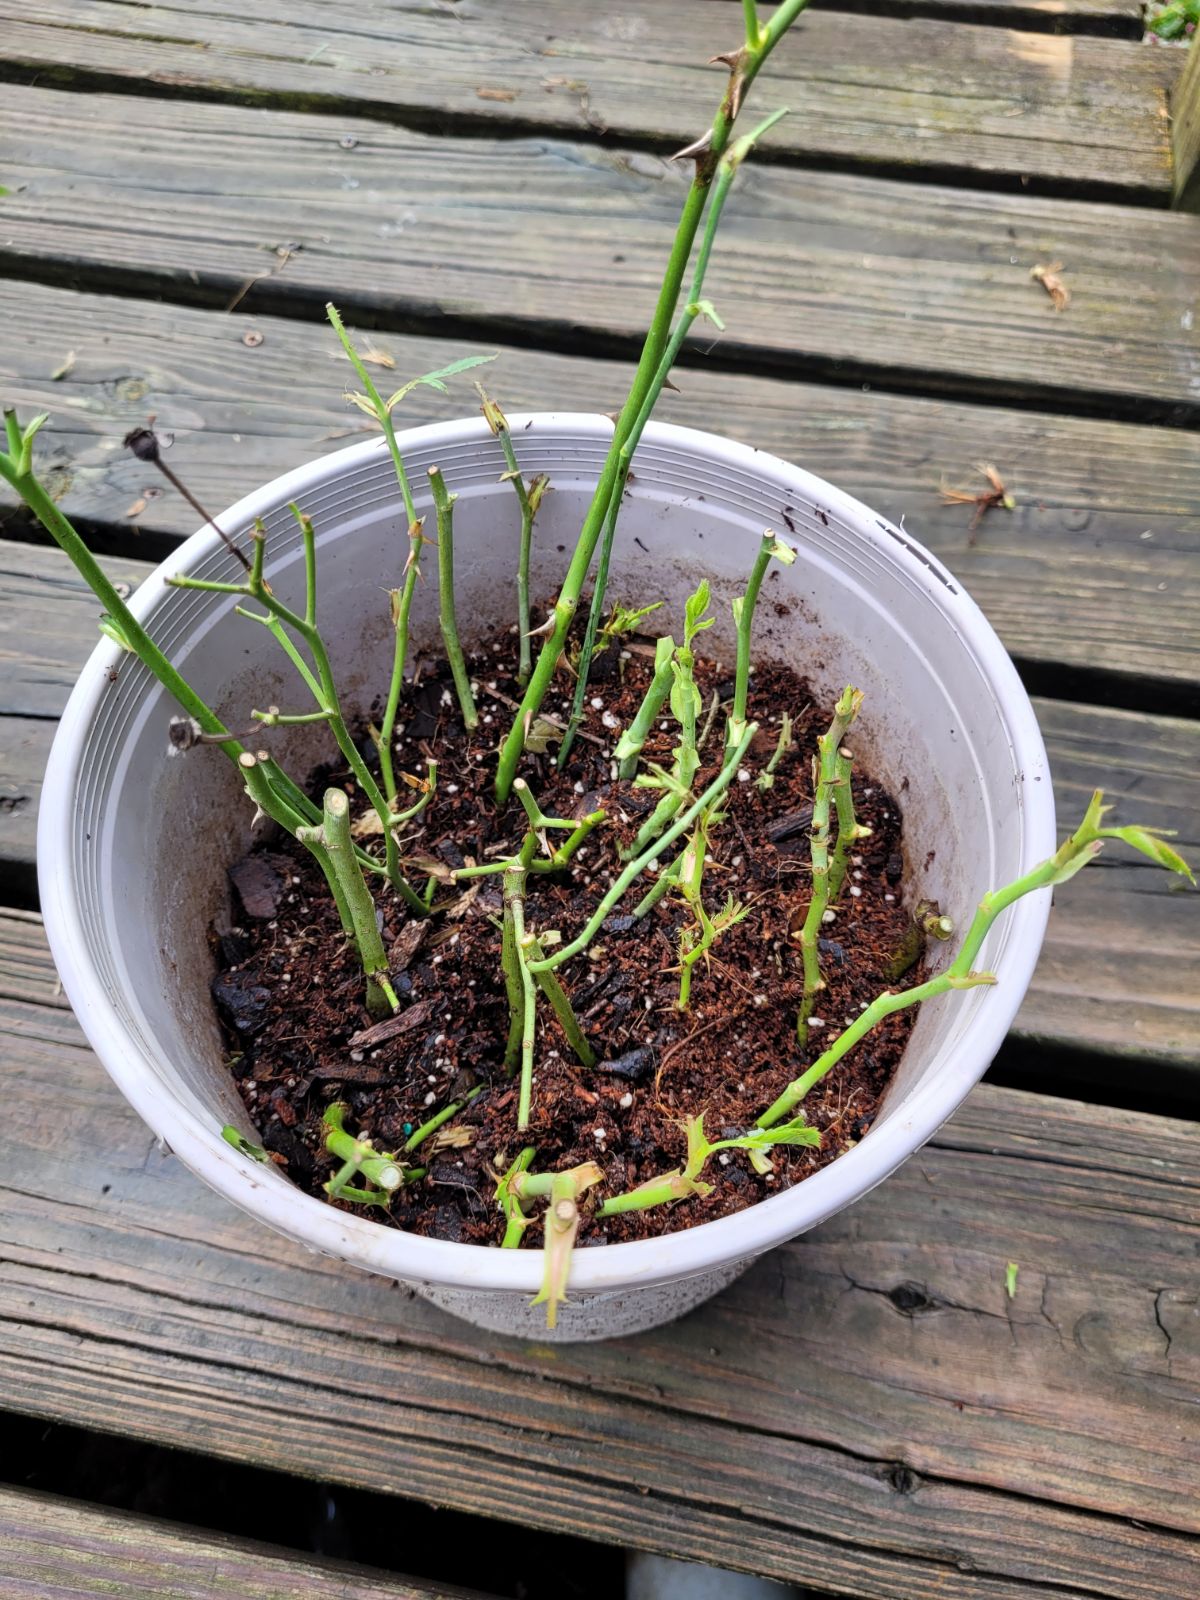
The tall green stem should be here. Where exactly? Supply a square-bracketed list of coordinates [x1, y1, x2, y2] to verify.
[494, 5, 811, 802]
[479, 388, 548, 690]
[511, 883, 538, 1133]
[796, 688, 862, 1045]
[828, 744, 871, 905]
[427, 466, 478, 730]
[557, 107, 789, 768]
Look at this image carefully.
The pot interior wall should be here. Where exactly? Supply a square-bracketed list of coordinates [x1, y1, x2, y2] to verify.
[64, 420, 1036, 1202]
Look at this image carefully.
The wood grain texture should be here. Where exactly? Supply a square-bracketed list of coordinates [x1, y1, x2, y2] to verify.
[1, 532, 1196, 1070]
[0, 1485, 494, 1600]
[1172, 33, 1200, 212]
[0, 718, 45, 905]
[3, 87, 1196, 421]
[3, 283, 1198, 703]
[0, 1, 1176, 197]
[0, 980, 1196, 1598]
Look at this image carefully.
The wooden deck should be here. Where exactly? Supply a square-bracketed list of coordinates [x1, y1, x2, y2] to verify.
[0, 3, 1197, 1595]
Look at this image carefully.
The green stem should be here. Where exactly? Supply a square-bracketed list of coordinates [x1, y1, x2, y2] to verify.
[559, 110, 787, 768]
[522, 932, 596, 1067]
[503, 869, 539, 1131]
[326, 303, 419, 528]
[501, 866, 528, 1075]
[323, 1103, 405, 1192]
[428, 466, 478, 730]
[727, 530, 794, 753]
[302, 789, 398, 1020]
[796, 689, 863, 1046]
[633, 849, 684, 918]
[252, 708, 334, 727]
[528, 722, 755, 973]
[403, 1086, 483, 1153]
[762, 791, 1190, 1129]
[757, 712, 793, 791]
[497, 1147, 536, 1247]
[828, 743, 871, 905]
[0, 435, 242, 763]
[379, 518, 426, 803]
[616, 635, 676, 780]
[493, 10, 811, 803]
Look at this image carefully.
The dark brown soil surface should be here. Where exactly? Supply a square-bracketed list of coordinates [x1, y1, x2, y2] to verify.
[212, 619, 926, 1249]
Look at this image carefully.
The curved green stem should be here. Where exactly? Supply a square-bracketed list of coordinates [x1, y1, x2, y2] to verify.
[528, 723, 755, 974]
[762, 790, 1194, 1127]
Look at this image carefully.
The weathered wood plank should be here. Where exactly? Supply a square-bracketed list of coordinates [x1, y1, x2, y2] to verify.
[704, 0, 1146, 36]
[0, 2, 1176, 197]
[0, 718, 44, 906]
[1171, 35, 1200, 212]
[4, 87, 1197, 421]
[0, 1485, 494, 1600]
[0, 981, 1197, 1597]
[3, 284, 1198, 704]
[2, 527, 1197, 1071]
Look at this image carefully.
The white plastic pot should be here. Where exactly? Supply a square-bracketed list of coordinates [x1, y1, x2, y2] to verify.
[39, 416, 1055, 1341]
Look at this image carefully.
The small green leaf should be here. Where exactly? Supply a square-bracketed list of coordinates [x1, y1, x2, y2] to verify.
[684, 581, 713, 643]
[1005, 1261, 1019, 1300]
[221, 1125, 271, 1162]
[1103, 825, 1195, 885]
[747, 1116, 821, 1150]
[602, 599, 664, 639]
[386, 353, 499, 410]
[98, 614, 135, 653]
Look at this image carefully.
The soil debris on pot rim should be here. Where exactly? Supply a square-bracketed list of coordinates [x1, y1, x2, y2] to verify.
[212, 623, 924, 1248]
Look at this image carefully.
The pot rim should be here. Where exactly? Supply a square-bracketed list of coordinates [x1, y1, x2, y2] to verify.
[39, 413, 1055, 1294]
